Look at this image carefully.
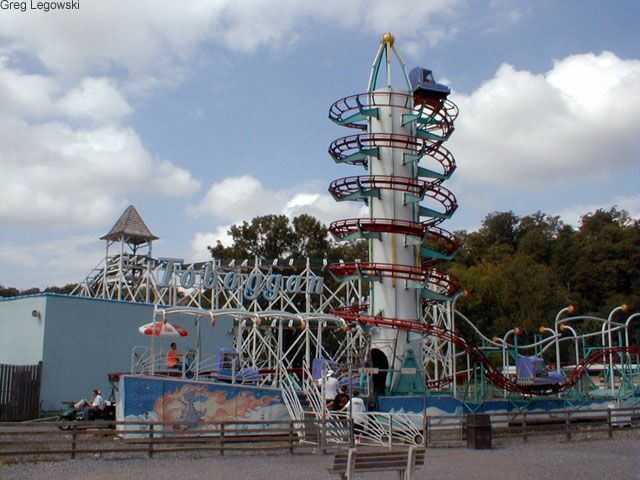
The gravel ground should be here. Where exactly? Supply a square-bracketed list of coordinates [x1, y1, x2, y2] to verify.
[2, 433, 639, 480]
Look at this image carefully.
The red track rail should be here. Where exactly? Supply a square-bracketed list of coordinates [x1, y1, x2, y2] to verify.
[328, 262, 460, 298]
[328, 262, 427, 283]
[329, 175, 427, 200]
[332, 310, 640, 396]
[329, 218, 425, 239]
[328, 219, 458, 264]
[329, 91, 458, 133]
[328, 176, 458, 224]
[421, 184, 458, 224]
[328, 133, 456, 180]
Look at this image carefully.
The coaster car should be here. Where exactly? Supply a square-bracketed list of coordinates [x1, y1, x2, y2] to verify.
[409, 67, 451, 107]
[212, 347, 260, 383]
[516, 356, 564, 393]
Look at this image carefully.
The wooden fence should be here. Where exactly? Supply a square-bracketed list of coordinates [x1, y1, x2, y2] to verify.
[0, 362, 42, 421]
[0, 418, 352, 461]
[1, 407, 639, 462]
[425, 406, 640, 447]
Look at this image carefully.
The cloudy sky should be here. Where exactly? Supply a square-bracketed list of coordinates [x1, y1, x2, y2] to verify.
[0, 0, 638, 288]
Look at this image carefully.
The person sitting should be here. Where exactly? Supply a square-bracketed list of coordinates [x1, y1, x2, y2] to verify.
[74, 389, 105, 420]
[166, 342, 183, 370]
[330, 385, 350, 411]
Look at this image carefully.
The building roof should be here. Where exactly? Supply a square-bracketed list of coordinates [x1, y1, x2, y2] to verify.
[100, 205, 159, 244]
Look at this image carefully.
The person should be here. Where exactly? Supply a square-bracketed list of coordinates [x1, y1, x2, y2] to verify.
[74, 389, 105, 420]
[318, 369, 340, 406]
[330, 385, 350, 411]
[166, 342, 183, 370]
[340, 388, 366, 438]
[318, 369, 339, 405]
[184, 348, 197, 378]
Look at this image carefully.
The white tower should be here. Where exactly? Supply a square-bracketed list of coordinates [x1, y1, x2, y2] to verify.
[328, 34, 461, 394]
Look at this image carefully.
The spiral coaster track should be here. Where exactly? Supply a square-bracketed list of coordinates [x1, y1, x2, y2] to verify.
[326, 36, 461, 304]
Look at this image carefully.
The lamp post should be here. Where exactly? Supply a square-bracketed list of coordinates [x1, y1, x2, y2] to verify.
[554, 305, 575, 372]
[625, 313, 640, 372]
[624, 313, 640, 350]
[450, 289, 467, 397]
[559, 325, 580, 368]
[502, 328, 520, 398]
[607, 305, 628, 395]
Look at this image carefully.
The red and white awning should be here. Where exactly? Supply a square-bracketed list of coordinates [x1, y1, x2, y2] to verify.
[138, 321, 188, 337]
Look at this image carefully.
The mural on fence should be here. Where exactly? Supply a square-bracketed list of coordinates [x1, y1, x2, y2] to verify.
[119, 375, 289, 430]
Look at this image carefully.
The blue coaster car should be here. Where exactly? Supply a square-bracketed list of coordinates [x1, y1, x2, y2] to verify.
[213, 347, 260, 383]
[516, 355, 564, 392]
[409, 67, 451, 107]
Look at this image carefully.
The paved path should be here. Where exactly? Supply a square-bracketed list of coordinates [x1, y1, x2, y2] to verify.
[2, 434, 639, 479]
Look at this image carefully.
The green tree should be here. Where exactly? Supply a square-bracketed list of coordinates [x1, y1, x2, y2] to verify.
[452, 253, 568, 337]
[515, 211, 564, 264]
[44, 284, 79, 295]
[207, 215, 296, 260]
[0, 285, 21, 297]
[291, 214, 330, 258]
[454, 211, 518, 266]
[561, 208, 639, 315]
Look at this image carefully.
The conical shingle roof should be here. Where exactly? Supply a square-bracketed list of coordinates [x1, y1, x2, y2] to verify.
[100, 205, 159, 245]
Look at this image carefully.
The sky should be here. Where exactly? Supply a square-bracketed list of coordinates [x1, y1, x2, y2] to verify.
[0, 0, 638, 289]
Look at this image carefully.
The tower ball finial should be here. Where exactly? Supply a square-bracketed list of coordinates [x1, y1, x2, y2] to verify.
[381, 32, 395, 46]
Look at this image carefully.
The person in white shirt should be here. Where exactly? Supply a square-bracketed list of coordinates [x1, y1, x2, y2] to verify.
[319, 369, 340, 404]
[340, 388, 366, 436]
[74, 389, 105, 420]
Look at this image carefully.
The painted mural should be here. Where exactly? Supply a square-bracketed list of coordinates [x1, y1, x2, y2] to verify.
[118, 375, 290, 433]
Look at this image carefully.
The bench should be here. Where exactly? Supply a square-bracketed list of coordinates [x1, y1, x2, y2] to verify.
[328, 446, 425, 480]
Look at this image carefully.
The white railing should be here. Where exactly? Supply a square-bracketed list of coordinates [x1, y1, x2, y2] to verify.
[331, 411, 425, 447]
[302, 366, 326, 419]
[280, 373, 306, 434]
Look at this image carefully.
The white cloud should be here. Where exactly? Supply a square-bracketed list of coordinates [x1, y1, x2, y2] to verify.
[57, 77, 132, 122]
[190, 226, 233, 260]
[555, 194, 640, 227]
[0, 234, 104, 288]
[189, 175, 366, 225]
[188, 175, 367, 259]
[450, 52, 640, 187]
[283, 192, 368, 227]
[0, 59, 200, 227]
[0, 58, 132, 121]
[187, 175, 288, 221]
[0, 1, 462, 82]
[0, 119, 200, 227]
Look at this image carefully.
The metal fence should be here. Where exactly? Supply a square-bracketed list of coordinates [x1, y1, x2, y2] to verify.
[0, 362, 42, 421]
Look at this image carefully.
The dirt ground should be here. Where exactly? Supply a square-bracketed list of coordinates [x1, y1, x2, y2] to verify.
[2, 432, 639, 480]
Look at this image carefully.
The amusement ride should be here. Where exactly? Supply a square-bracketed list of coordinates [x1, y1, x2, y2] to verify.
[72, 34, 640, 445]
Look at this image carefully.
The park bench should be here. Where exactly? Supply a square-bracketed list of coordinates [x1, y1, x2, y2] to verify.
[327, 445, 425, 480]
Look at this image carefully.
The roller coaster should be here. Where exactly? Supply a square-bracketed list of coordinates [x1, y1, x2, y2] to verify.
[82, 35, 640, 434]
[319, 33, 640, 404]
[332, 306, 640, 396]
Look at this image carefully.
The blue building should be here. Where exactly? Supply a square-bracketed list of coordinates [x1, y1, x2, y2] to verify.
[0, 293, 233, 413]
